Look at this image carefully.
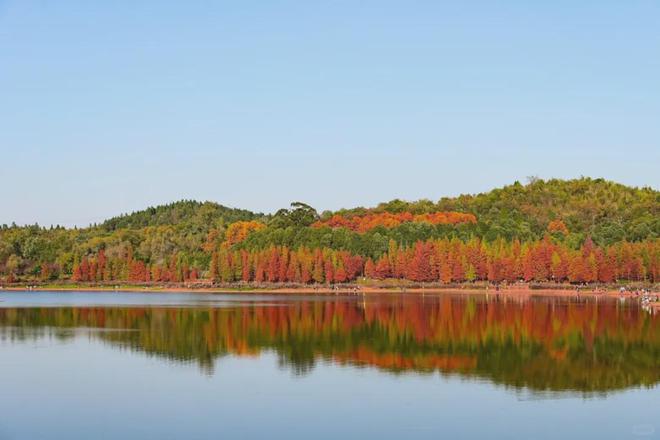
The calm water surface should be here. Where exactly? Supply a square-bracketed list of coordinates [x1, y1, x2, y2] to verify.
[0, 291, 658, 439]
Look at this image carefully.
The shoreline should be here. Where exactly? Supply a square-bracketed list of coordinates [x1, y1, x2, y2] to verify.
[1, 283, 658, 306]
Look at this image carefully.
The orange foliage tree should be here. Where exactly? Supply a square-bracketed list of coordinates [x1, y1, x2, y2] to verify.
[547, 219, 569, 236]
[312, 211, 477, 233]
[224, 221, 266, 246]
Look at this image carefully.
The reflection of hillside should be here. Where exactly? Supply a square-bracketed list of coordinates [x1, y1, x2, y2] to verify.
[0, 296, 658, 393]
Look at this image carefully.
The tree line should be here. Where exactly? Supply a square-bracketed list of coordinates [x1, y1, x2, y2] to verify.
[207, 236, 658, 284]
[24, 235, 657, 285]
[1, 178, 658, 284]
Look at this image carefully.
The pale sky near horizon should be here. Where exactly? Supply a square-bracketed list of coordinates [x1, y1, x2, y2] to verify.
[1, 1, 658, 226]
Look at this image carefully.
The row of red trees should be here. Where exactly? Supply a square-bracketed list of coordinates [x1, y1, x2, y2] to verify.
[71, 249, 199, 283]
[209, 237, 658, 284]
[45, 237, 658, 285]
[363, 237, 656, 283]
[210, 247, 365, 284]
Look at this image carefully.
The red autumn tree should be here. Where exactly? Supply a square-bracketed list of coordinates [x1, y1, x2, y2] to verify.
[364, 258, 376, 279]
[408, 241, 433, 282]
[267, 248, 279, 282]
[324, 259, 334, 284]
[374, 255, 392, 279]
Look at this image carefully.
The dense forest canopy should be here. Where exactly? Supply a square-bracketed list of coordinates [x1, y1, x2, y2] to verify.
[101, 200, 264, 231]
[1, 178, 658, 283]
[326, 178, 658, 243]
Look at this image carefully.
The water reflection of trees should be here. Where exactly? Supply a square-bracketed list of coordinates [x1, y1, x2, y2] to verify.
[0, 296, 657, 393]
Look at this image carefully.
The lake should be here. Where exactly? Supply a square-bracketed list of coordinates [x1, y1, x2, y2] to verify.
[0, 291, 658, 439]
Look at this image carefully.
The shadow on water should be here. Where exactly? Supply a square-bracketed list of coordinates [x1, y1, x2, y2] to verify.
[0, 293, 657, 395]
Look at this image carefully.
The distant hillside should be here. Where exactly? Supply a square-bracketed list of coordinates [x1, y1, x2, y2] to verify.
[321, 178, 658, 245]
[435, 178, 658, 243]
[101, 200, 263, 231]
[1, 178, 657, 283]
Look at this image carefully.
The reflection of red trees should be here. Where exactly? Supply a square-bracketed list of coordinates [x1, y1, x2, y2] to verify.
[334, 349, 477, 372]
[4, 296, 655, 379]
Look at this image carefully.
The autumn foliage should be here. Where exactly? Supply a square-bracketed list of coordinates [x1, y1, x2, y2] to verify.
[312, 211, 477, 233]
[70, 247, 199, 284]
[1, 179, 658, 286]
[207, 236, 658, 284]
[224, 221, 266, 246]
[209, 246, 364, 284]
[45, 234, 660, 286]
[547, 219, 569, 235]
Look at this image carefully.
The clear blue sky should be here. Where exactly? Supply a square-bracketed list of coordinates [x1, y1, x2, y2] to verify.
[1, 1, 658, 226]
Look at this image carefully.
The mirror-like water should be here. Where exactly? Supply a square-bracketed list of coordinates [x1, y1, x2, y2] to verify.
[0, 291, 658, 439]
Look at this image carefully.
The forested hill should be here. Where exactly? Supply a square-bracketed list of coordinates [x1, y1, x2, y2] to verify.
[327, 178, 658, 244]
[101, 200, 264, 231]
[443, 178, 657, 242]
[0, 178, 658, 284]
